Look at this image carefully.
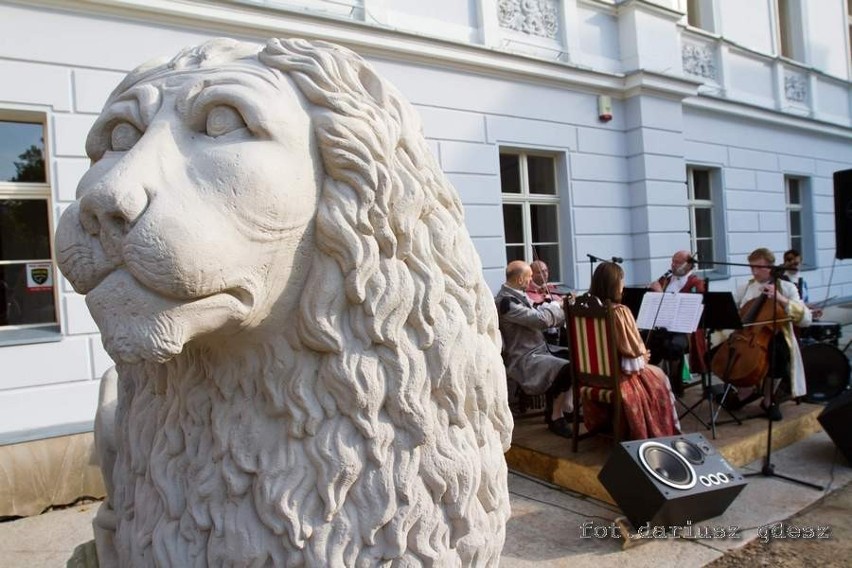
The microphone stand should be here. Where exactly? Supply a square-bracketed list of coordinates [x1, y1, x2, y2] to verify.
[742, 266, 823, 491]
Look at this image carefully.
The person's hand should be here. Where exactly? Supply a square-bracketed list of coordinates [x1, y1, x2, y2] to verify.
[812, 307, 823, 320]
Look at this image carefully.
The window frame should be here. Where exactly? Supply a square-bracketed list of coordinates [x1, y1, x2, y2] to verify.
[0, 111, 61, 344]
[775, 0, 806, 62]
[686, 165, 725, 277]
[784, 174, 814, 269]
[500, 149, 563, 283]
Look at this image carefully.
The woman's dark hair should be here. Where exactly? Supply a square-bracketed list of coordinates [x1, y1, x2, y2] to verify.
[589, 262, 624, 303]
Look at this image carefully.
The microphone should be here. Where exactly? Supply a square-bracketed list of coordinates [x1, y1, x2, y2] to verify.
[611, 256, 623, 264]
[662, 269, 672, 279]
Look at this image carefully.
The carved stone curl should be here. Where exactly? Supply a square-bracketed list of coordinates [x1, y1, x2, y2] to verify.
[55, 38, 513, 566]
[682, 43, 717, 80]
[784, 74, 808, 103]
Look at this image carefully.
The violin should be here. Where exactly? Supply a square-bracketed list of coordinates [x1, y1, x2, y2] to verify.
[710, 282, 789, 388]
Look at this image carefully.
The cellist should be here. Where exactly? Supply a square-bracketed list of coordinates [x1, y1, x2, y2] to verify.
[720, 248, 812, 420]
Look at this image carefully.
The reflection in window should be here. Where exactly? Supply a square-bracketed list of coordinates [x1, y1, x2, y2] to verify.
[0, 121, 45, 183]
[499, 151, 562, 280]
[0, 116, 57, 332]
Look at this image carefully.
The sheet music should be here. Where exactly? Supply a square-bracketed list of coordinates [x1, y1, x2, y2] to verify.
[635, 292, 704, 333]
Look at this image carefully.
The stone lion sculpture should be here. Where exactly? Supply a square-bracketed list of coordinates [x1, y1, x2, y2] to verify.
[55, 38, 513, 566]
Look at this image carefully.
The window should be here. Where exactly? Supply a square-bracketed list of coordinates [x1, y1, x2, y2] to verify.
[685, 0, 715, 33]
[686, 167, 715, 267]
[848, 0, 852, 68]
[776, 0, 804, 60]
[785, 176, 806, 253]
[500, 151, 561, 279]
[0, 117, 58, 339]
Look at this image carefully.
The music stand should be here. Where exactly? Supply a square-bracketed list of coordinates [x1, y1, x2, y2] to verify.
[685, 291, 744, 438]
[621, 287, 646, 320]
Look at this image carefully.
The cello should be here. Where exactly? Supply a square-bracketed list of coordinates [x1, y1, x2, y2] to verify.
[710, 281, 789, 388]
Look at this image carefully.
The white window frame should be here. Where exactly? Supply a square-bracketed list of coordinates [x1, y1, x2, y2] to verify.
[682, 0, 716, 33]
[784, 175, 813, 264]
[686, 166, 718, 274]
[0, 111, 60, 344]
[500, 150, 563, 282]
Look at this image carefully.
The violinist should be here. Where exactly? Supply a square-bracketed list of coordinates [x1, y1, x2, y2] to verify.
[721, 248, 812, 420]
[526, 260, 572, 343]
[497, 261, 574, 438]
[647, 250, 708, 396]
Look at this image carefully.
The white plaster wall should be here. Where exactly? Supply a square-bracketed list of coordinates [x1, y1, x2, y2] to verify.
[684, 108, 852, 299]
[716, 0, 774, 54]
[804, 0, 849, 79]
[575, 4, 621, 73]
[383, 0, 479, 43]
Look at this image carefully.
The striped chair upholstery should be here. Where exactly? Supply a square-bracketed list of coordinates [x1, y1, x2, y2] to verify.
[565, 293, 623, 452]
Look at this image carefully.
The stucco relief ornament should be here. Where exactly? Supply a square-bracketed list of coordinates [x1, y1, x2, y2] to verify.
[55, 37, 512, 567]
[784, 74, 807, 103]
[498, 0, 559, 40]
[682, 43, 717, 80]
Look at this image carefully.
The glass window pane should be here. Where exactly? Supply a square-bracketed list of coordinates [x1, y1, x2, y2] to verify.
[790, 210, 801, 236]
[791, 236, 802, 253]
[0, 121, 45, 183]
[533, 244, 560, 281]
[527, 155, 556, 195]
[692, 169, 711, 200]
[505, 245, 524, 264]
[502, 204, 523, 244]
[0, 199, 51, 260]
[695, 207, 713, 239]
[0, 263, 57, 326]
[500, 154, 520, 194]
[787, 179, 800, 204]
[696, 239, 713, 268]
[530, 204, 558, 242]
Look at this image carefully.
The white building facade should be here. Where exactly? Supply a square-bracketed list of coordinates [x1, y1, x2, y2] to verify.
[0, 0, 850, 514]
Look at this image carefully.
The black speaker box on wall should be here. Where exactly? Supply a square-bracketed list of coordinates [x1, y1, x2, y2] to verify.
[818, 389, 852, 464]
[834, 169, 852, 260]
[598, 433, 747, 529]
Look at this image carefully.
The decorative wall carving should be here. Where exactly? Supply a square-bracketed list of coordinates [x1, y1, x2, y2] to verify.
[497, 0, 560, 40]
[682, 43, 717, 79]
[784, 74, 808, 103]
[55, 37, 512, 567]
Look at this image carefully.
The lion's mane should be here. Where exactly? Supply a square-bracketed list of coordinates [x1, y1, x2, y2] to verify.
[100, 38, 513, 566]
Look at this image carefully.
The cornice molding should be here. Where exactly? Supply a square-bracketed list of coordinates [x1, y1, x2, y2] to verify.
[684, 95, 852, 140]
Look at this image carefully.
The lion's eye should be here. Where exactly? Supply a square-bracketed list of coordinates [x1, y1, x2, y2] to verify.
[110, 122, 142, 152]
[206, 105, 246, 138]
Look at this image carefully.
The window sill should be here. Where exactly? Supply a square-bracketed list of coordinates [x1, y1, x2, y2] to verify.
[0, 325, 62, 348]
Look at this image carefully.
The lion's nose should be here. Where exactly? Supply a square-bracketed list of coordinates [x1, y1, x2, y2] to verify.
[78, 179, 149, 257]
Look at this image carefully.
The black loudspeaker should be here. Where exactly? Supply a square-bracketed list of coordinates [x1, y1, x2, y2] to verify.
[598, 433, 747, 529]
[818, 389, 852, 464]
[834, 169, 852, 260]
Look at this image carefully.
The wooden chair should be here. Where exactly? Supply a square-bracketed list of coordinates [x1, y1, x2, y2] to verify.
[564, 293, 623, 452]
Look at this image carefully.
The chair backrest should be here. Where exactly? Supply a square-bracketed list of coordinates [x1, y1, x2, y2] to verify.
[565, 294, 620, 387]
[564, 293, 623, 450]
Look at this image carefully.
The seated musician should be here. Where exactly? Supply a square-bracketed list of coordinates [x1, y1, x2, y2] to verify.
[721, 247, 812, 421]
[496, 260, 574, 438]
[781, 249, 823, 320]
[647, 250, 707, 396]
[526, 260, 573, 343]
[585, 261, 681, 440]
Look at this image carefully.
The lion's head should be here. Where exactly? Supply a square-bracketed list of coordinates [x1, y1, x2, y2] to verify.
[56, 38, 512, 566]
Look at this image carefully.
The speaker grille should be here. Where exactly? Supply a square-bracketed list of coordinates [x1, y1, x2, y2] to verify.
[638, 441, 696, 490]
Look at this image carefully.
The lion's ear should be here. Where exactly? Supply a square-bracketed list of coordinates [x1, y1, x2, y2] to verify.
[358, 64, 386, 106]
